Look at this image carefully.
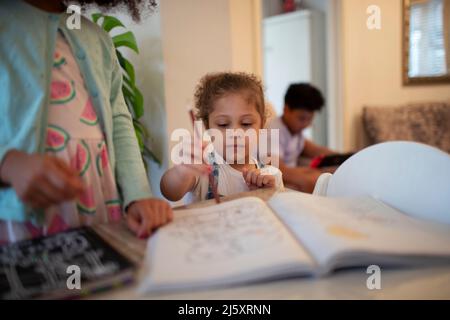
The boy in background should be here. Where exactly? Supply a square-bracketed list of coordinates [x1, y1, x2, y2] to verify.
[267, 83, 336, 193]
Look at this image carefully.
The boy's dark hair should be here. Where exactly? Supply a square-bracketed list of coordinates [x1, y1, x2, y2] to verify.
[284, 83, 324, 112]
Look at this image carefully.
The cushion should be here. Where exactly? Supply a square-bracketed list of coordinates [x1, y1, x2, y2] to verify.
[363, 102, 450, 153]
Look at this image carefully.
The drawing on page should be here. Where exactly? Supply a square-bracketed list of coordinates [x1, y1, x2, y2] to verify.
[168, 201, 284, 263]
[326, 225, 368, 240]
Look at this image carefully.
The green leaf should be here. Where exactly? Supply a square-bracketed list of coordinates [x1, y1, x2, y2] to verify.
[134, 127, 144, 151]
[133, 119, 145, 137]
[92, 13, 103, 24]
[122, 86, 135, 115]
[133, 120, 150, 146]
[122, 84, 134, 101]
[113, 32, 139, 54]
[124, 96, 134, 112]
[102, 15, 125, 32]
[122, 73, 134, 90]
[122, 74, 135, 91]
[133, 87, 144, 119]
[117, 51, 136, 84]
[92, 11, 159, 168]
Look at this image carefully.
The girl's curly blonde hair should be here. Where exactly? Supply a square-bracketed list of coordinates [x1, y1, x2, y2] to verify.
[194, 72, 267, 128]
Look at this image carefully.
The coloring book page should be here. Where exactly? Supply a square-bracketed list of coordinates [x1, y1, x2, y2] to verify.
[269, 192, 450, 266]
[140, 197, 313, 291]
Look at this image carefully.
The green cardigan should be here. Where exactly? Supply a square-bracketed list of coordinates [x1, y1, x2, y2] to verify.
[0, 0, 152, 222]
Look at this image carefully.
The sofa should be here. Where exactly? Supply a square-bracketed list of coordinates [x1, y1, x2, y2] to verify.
[362, 101, 450, 153]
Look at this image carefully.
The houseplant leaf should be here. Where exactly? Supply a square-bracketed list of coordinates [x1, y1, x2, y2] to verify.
[92, 13, 161, 167]
[133, 87, 144, 119]
[117, 51, 136, 84]
[101, 15, 125, 32]
[122, 74, 135, 91]
[112, 31, 139, 54]
[92, 13, 103, 24]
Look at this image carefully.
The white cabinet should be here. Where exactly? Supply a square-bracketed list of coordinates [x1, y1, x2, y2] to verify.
[263, 10, 327, 144]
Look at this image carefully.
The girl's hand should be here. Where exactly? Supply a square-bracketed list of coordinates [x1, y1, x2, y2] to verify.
[177, 140, 212, 176]
[126, 198, 174, 238]
[160, 139, 213, 202]
[0, 150, 84, 209]
[242, 167, 276, 190]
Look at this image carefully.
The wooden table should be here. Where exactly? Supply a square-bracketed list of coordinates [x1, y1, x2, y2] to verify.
[91, 189, 450, 300]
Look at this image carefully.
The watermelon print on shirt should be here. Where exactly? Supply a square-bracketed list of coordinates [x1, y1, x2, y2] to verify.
[9, 30, 124, 241]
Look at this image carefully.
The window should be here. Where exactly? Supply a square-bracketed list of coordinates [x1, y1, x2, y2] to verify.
[409, 0, 447, 77]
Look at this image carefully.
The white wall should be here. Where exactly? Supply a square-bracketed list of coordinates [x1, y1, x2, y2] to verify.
[160, 0, 261, 166]
[230, 0, 263, 77]
[160, 0, 232, 157]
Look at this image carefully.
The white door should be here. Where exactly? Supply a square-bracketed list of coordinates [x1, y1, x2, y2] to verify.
[263, 11, 326, 143]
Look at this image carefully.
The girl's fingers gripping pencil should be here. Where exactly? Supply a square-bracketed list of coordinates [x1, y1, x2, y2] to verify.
[208, 169, 221, 204]
[188, 109, 221, 204]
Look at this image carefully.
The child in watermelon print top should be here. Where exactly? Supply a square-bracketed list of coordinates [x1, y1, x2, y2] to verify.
[0, 0, 173, 243]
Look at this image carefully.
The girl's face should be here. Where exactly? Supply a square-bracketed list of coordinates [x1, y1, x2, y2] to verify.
[207, 92, 262, 164]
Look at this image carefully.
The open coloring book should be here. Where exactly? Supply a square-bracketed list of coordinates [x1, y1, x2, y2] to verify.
[139, 192, 450, 293]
